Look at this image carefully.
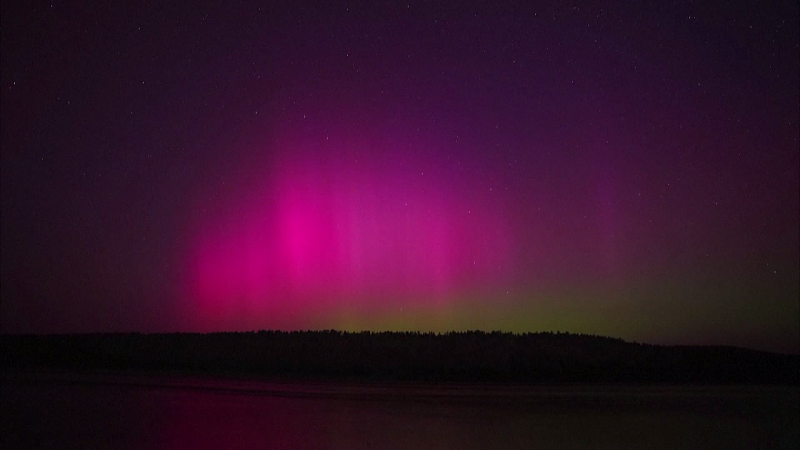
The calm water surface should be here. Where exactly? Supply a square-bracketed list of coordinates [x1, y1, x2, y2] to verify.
[2, 374, 798, 449]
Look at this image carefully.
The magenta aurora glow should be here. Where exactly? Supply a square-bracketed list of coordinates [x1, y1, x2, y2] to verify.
[184, 129, 516, 329]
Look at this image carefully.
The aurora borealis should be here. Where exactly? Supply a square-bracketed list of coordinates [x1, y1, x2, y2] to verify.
[186, 127, 517, 329]
[2, 1, 798, 353]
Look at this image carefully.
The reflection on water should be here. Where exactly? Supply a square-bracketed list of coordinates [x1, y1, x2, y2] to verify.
[2, 376, 798, 449]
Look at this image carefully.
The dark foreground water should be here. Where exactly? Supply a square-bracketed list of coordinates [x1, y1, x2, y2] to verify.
[2, 374, 798, 449]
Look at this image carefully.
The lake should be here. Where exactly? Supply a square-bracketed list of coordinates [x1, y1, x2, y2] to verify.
[2, 373, 798, 449]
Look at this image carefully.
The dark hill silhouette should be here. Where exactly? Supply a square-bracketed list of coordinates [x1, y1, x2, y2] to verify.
[2, 331, 797, 384]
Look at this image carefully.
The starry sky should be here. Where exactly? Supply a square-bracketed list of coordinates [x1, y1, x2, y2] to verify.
[2, 1, 798, 353]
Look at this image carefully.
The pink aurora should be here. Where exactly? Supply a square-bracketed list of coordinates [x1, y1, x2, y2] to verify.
[184, 138, 516, 328]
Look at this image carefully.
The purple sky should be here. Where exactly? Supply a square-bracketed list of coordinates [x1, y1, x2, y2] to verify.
[2, 1, 798, 352]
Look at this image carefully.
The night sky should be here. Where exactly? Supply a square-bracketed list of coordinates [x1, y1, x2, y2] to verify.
[2, 1, 798, 353]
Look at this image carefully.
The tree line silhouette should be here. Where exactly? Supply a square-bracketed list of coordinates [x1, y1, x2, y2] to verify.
[2, 331, 797, 384]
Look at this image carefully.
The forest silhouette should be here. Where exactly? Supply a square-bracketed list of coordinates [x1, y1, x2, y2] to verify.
[2, 331, 797, 384]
